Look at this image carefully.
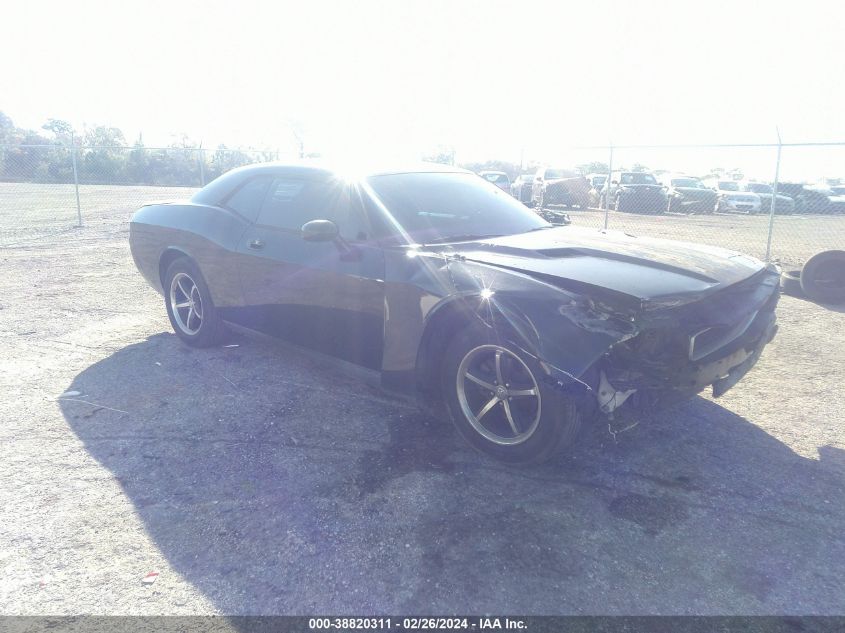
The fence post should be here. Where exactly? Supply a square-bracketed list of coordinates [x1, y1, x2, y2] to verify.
[603, 144, 614, 230]
[764, 129, 782, 263]
[198, 148, 206, 187]
[71, 136, 82, 227]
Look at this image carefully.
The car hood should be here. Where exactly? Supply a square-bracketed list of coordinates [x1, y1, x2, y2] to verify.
[674, 186, 715, 193]
[545, 177, 586, 186]
[442, 227, 767, 305]
[721, 191, 759, 199]
[754, 192, 792, 201]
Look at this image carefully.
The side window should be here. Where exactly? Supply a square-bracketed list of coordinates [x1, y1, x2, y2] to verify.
[223, 176, 273, 222]
[256, 178, 369, 240]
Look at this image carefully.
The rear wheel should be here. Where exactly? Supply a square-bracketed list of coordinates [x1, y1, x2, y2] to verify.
[442, 324, 582, 464]
[164, 257, 227, 347]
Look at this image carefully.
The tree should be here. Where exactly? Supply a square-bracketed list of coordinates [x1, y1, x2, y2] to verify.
[458, 160, 521, 180]
[423, 146, 456, 166]
[0, 111, 15, 143]
[42, 119, 76, 145]
[81, 126, 128, 182]
[576, 161, 609, 175]
[630, 162, 650, 173]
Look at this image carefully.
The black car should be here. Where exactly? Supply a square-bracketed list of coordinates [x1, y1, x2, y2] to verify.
[661, 175, 718, 214]
[531, 167, 591, 209]
[602, 171, 668, 213]
[130, 162, 779, 464]
[776, 183, 832, 214]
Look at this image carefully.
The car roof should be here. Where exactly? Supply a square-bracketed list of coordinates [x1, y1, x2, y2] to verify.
[191, 160, 474, 206]
[218, 160, 472, 180]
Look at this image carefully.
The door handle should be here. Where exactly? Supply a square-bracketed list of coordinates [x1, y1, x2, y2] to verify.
[248, 239, 264, 250]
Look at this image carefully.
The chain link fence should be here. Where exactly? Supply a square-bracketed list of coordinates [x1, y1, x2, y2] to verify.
[503, 142, 845, 268]
[1, 141, 844, 268]
[0, 144, 279, 246]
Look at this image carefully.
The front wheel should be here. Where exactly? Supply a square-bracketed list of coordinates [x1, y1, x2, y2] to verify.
[441, 324, 582, 464]
[164, 257, 227, 347]
[614, 194, 624, 212]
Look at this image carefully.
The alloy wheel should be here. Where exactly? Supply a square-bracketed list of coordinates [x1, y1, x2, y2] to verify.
[169, 272, 203, 335]
[456, 344, 542, 446]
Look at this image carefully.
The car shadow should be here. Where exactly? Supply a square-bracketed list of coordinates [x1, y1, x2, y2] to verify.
[60, 333, 845, 615]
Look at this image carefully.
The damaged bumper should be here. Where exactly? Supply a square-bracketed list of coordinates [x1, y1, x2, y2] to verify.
[594, 271, 780, 414]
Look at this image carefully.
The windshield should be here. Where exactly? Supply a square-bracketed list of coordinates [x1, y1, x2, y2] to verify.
[591, 175, 607, 185]
[719, 181, 740, 191]
[745, 183, 772, 194]
[671, 178, 705, 188]
[620, 172, 657, 185]
[482, 173, 509, 184]
[545, 168, 576, 180]
[365, 172, 549, 243]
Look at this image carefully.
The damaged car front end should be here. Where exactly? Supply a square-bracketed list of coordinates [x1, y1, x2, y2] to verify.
[433, 230, 780, 439]
[586, 266, 779, 418]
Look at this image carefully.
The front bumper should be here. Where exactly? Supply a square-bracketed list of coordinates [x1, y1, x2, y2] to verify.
[672, 195, 716, 212]
[721, 198, 761, 213]
[620, 189, 667, 212]
[599, 272, 780, 410]
[684, 309, 777, 396]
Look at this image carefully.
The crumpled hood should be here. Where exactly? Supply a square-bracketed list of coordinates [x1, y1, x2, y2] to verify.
[443, 226, 767, 303]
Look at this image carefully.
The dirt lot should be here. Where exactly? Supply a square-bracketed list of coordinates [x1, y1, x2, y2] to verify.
[1, 184, 845, 615]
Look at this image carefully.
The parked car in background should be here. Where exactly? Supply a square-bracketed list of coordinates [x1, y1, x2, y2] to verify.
[130, 161, 780, 464]
[703, 178, 761, 214]
[828, 185, 845, 213]
[602, 171, 667, 214]
[532, 167, 591, 209]
[586, 173, 607, 207]
[773, 183, 834, 214]
[661, 174, 718, 214]
[510, 173, 535, 205]
[804, 185, 845, 214]
[480, 171, 511, 192]
[740, 182, 795, 214]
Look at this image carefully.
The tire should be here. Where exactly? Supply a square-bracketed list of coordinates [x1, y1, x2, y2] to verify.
[800, 250, 845, 303]
[441, 323, 582, 464]
[614, 194, 624, 212]
[780, 270, 803, 297]
[164, 257, 227, 347]
[667, 197, 677, 213]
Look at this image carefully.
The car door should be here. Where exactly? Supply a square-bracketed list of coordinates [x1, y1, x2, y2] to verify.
[235, 175, 386, 369]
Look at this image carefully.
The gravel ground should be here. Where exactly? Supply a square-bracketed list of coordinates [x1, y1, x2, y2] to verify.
[1, 188, 844, 615]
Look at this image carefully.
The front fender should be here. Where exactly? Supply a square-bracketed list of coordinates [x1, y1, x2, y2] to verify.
[440, 259, 639, 389]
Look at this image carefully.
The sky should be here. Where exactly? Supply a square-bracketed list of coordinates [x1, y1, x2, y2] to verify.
[2, 0, 845, 180]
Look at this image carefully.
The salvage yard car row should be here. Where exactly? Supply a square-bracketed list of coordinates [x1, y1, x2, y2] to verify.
[487, 167, 845, 215]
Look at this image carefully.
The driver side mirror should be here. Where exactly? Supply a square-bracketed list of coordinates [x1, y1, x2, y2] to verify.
[611, 180, 619, 185]
[301, 219, 339, 242]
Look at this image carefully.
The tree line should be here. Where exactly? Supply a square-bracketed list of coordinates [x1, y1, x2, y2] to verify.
[0, 112, 277, 187]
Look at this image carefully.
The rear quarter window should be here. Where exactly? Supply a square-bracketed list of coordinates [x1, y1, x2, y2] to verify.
[223, 176, 273, 222]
